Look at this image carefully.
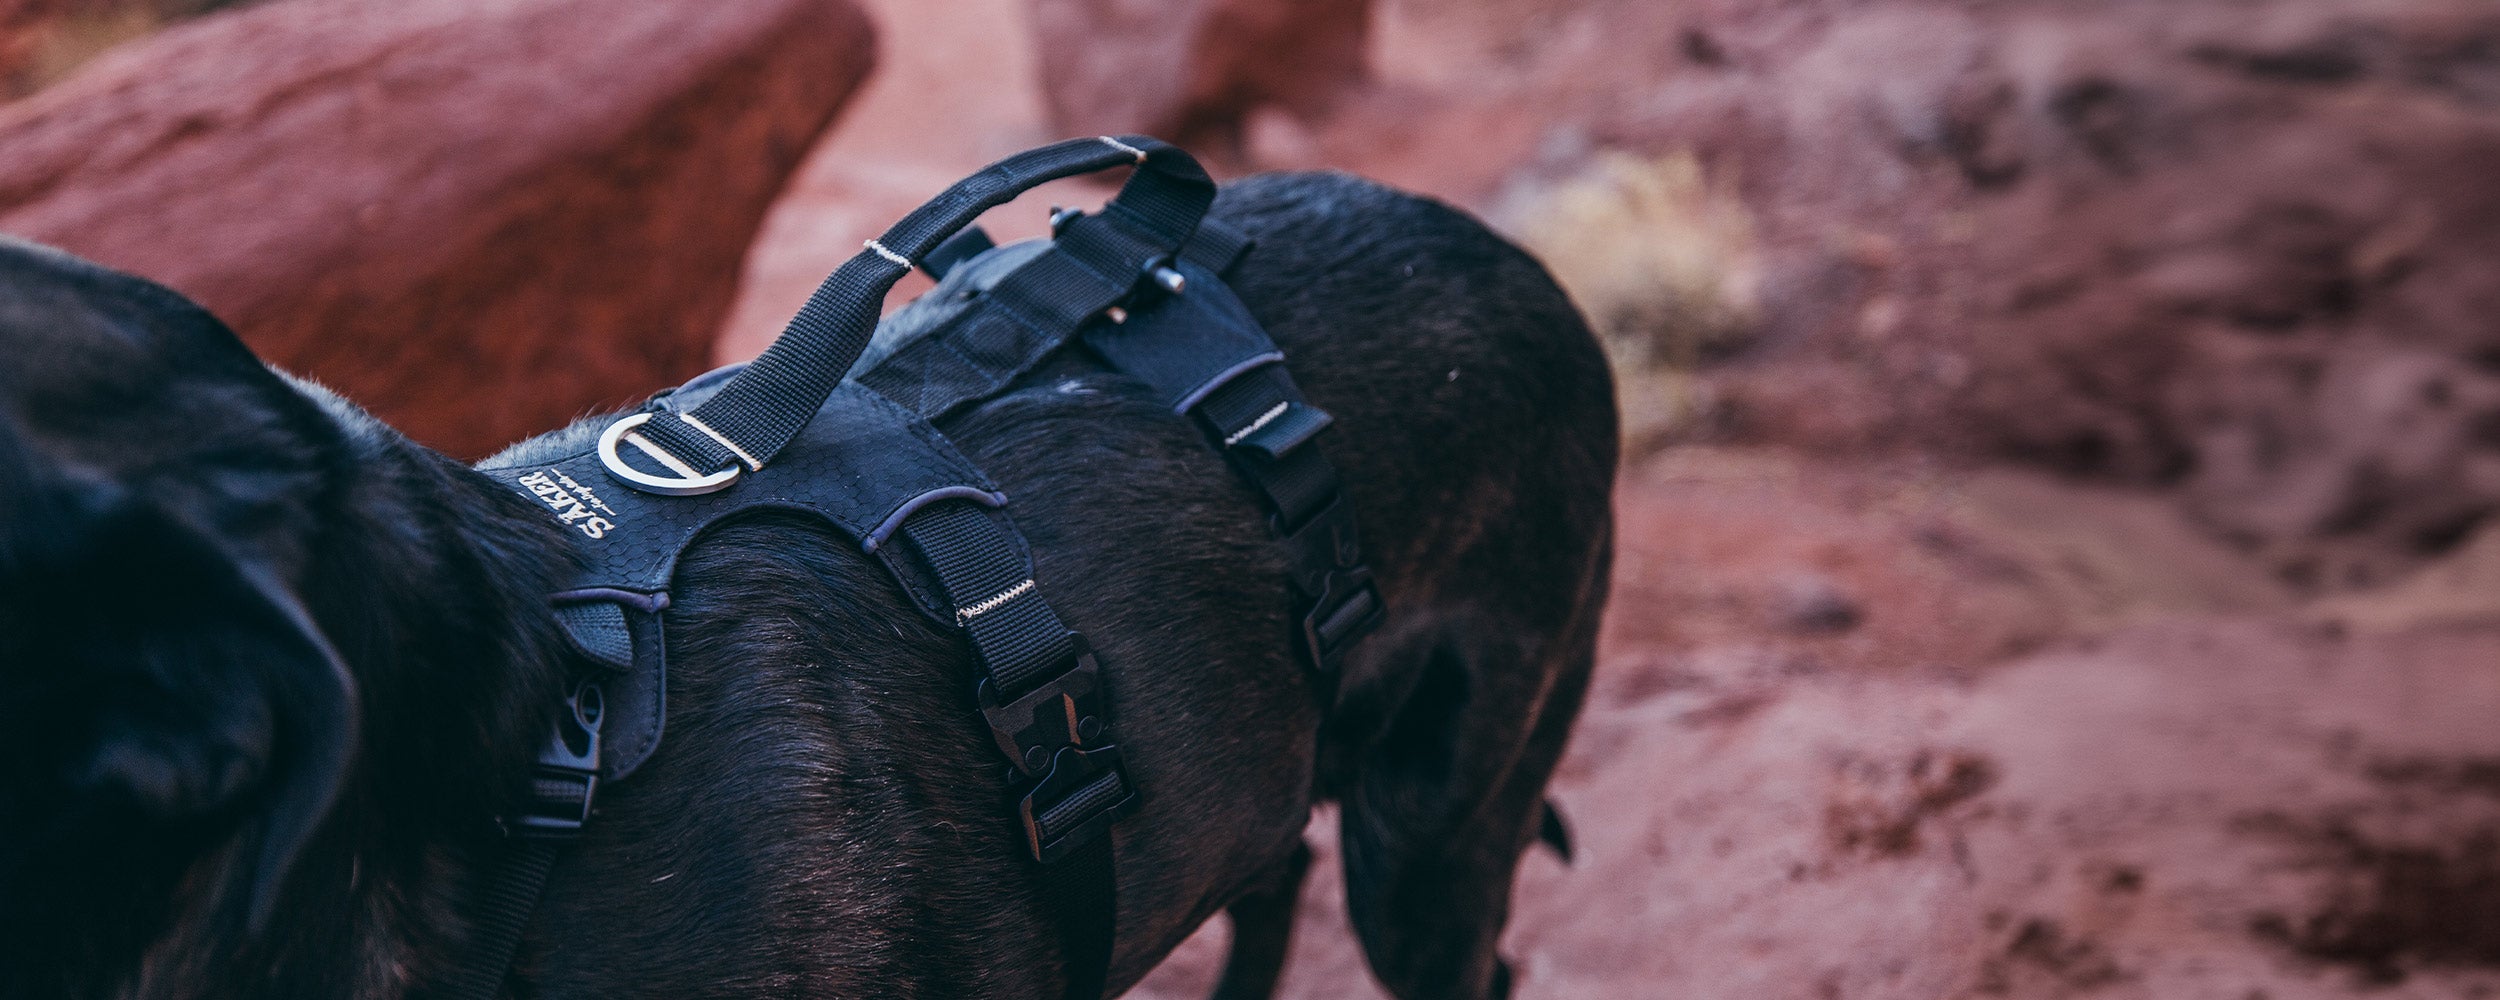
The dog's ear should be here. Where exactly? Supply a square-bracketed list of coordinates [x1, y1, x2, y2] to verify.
[0, 417, 359, 938]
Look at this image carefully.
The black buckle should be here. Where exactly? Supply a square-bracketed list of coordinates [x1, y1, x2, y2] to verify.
[1299, 566, 1384, 673]
[976, 639, 1141, 862]
[976, 638, 1110, 777]
[1275, 495, 1360, 589]
[508, 680, 603, 839]
[1018, 744, 1141, 864]
[1274, 496, 1383, 671]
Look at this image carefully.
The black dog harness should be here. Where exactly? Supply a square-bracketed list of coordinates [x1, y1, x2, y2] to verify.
[453, 137, 1380, 1000]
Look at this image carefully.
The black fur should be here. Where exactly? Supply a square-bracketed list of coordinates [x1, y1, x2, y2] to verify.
[0, 172, 1615, 1000]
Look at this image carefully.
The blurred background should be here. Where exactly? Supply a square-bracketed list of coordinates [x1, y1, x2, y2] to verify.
[7, 0, 2500, 996]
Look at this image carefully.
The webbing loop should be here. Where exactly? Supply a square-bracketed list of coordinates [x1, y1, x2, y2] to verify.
[600, 136, 1214, 495]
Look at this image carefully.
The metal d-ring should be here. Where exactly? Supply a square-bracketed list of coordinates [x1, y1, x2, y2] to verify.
[597, 412, 740, 496]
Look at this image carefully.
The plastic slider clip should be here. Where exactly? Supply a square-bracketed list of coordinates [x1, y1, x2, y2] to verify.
[1019, 743, 1141, 864]
[508, 680, 604, 839]
[1275, 496, 1384, 672]
[1299, 565, 1383, 673]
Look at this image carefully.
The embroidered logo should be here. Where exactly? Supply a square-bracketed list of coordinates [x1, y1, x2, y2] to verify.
[517, 469, 620, 539]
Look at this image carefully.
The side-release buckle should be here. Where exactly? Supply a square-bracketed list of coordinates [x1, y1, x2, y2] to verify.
[976, 640, 1141, 862]
[976, 639, 1109, 776]
[507, 680, 604, 839]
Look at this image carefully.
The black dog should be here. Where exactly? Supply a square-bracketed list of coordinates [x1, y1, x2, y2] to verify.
[0, 172, 1616, 999]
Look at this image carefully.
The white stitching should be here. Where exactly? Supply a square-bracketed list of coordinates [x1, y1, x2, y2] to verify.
[956, 579, 1035, 626]
[864, 239, 910, 267]
[677, 412, 765, 472]
[1222, 401, 1291, 447]
[622, 431, 703, 478]
[1098, 136, 1147, 163]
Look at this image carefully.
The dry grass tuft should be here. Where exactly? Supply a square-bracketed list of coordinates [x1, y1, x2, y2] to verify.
[1500, 151, 1760, 448]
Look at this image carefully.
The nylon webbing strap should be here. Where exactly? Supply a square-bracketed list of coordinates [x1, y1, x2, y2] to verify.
[894, 499, 1133, 1000]
[436, 841, 558, 1000]
[1039, 835, 1116, 1000]
[899, 501, 1080, 694]
[1195, 370, 1342, 529]
[1187, 366, 1384, 672]
[632, 136, 1214, 478]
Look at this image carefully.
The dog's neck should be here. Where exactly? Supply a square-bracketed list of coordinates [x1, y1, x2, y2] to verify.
[156, 387, 582, 1000]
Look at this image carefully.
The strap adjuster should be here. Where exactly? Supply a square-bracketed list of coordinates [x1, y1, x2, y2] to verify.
[1300, 566, 1384, 672]
[1018, 743, 1140, 864]
[507, 681, 604, 839]
[1275, 496, 1383, 671]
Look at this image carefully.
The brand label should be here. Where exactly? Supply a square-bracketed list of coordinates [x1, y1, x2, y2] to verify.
[517, 469, 619, 539]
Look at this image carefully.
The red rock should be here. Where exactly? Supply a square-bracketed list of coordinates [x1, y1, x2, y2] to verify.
[1692, 0, 2500, 588]
[1028, 0, 1369, 150]
[0, 0, 58, 93]
[1332, 0, 2500, 587]
[0, 0, 875, 458]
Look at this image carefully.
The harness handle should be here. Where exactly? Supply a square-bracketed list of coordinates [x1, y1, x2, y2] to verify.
[603, 136, 1214, 494]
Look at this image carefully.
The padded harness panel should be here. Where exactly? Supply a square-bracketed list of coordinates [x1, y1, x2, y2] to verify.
[478, 376, 1008, 781]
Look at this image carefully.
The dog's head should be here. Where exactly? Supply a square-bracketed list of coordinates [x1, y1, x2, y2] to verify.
[0, 239, 360, 990]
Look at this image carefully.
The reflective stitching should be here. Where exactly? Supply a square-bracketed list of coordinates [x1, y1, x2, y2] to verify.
[678, 412, 765, 472]
[1097, 136, 1147, 163]
[1222, 401, 1290, 447]
[956, 578, 1035, 625]
[865, 239, 910, 266]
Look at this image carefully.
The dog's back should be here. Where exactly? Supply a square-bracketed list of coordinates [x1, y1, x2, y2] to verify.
[498, 171, 1616, 998]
